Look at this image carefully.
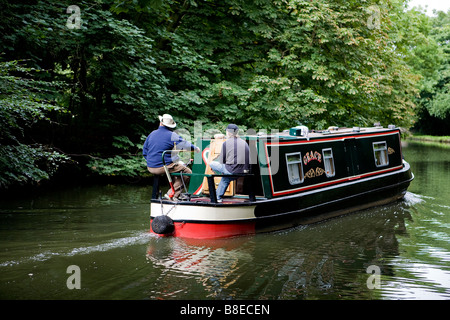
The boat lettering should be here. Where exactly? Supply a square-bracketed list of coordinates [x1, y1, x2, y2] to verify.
[305, 167, 325, 179]
[303, 151, 322, 165]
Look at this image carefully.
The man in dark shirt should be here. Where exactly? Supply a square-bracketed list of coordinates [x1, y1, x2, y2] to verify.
[209, 124, 250, 202]
[143, 114, 200, 200]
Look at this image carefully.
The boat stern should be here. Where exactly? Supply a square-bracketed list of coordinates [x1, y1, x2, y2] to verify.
[150, 201, 257, 239]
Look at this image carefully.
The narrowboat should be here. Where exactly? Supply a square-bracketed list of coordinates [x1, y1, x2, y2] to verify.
[149, 125, 414, 239]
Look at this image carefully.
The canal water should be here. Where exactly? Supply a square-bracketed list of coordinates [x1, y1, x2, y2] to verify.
[0, 141, 449, 300]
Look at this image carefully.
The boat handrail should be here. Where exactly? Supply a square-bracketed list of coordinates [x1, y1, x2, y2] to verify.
[170, 172, 254, 178]
[161, 149, 192, 165]
[161, 149, 254, 178]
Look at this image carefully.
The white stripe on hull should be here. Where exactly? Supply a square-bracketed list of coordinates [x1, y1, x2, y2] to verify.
[150, 203, 256, 222]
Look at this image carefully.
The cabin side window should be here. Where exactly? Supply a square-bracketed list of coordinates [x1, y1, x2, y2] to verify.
[286, 152, 304, 185]
[322, 148, 335, 177]
[373, 141, 389, 167]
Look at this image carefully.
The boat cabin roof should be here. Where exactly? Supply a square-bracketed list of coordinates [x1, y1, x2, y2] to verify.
[238, 125, 399, 142]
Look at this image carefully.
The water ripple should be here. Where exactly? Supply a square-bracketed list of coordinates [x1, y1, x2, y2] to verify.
[0, 232, 151, 267]
[383, 260, 450, 299]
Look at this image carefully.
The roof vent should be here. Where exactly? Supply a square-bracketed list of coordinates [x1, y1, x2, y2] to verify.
[289, 125, 309, 138]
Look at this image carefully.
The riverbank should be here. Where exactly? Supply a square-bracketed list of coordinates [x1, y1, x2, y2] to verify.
[405, 134, 450, 150]
[407, 134, 450, 144]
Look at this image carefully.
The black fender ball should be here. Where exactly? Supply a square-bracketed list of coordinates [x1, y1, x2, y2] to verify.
[152, 215, 174, 235]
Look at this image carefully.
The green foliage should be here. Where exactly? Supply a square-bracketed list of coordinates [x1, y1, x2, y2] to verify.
[0, 60, 70, 188]
[405, 8, 450, 130]
[0, 60, 64, 140]
[0, 144, 69, 188]
[427, 85, 450, 119]
[425, 10, 450, 120]
[1, 0, 445, 185]
[88, 155, 147, 177]
[142, 0, 421, 129]
[87, 135, 147, 177]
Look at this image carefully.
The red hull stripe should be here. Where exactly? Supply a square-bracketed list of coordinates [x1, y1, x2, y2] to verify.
[151, 221, 256, 239]
[271, 165, 404, 196]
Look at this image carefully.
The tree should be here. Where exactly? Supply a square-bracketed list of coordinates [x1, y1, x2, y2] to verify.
[140, 0, 420, 130]
[405, 8, 450, 134]
[426, 11, 450, 120]
[0, 60, 70, 188]
[0, 0, 432, 186]
[1, 0, 169, 182]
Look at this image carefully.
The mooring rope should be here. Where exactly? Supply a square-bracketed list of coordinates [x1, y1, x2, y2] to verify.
[158, 191, 177, 216]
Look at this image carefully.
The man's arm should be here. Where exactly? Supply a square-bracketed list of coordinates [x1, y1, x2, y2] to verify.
[142, 135, 149, 158]
[170, 132, 198, 150]
[220, 141, 227, 164]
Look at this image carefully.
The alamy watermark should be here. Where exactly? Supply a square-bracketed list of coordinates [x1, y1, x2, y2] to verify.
[66, 5, 81, 29]
[64, 4, 380, 31]
[367, 5, 381, 30]
[366, 265, 381, 289]
[66, 265, 81, 289]
[168, 121, 280, 175]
